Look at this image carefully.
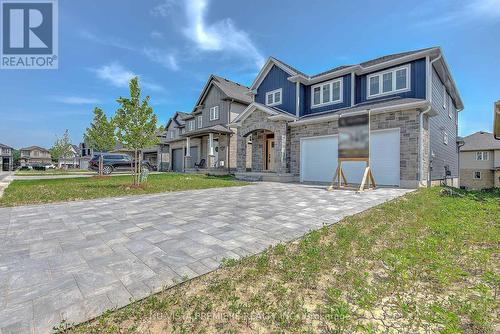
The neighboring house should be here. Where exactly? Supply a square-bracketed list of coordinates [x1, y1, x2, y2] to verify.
[459, 131, 500, 189]
[57, 145, 80, 168]
[0, 143, 14, 171]
[494, 101, 500, 140]
[230, 47, 463, 188]
[19, 146, 52, 166]
[160, 75, 252, 172]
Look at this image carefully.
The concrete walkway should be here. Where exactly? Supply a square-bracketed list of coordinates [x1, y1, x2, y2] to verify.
[0, 172, 13, 198]
[0, 183, 411, 333]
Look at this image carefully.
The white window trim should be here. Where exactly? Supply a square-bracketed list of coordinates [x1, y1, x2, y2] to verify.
[265, 88, 283, 107]
[209, 106, 220, 121]
[197, 115, 203, 128]
[170, 131, 174, 139]
[187, 120, 195, 131]
[311, 78, 343, 108]
[473, 171, 481, 180]
[367, 64, 411, 99]
[475, 151, 489, 161]
[443, 131, 448, 145]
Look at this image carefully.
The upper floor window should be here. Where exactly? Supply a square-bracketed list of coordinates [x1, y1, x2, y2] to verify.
[367, 65, 410, 98]
[443, 131, 448, 145]
[475, 151, 489, 161]
[197, 115, 203, 128]
[266, 88, 282, 107]
[311, 79, 342, 108]
[188, 120, 195, 131]
[209, 106, 220, 120]
[170, 131, 174, 139]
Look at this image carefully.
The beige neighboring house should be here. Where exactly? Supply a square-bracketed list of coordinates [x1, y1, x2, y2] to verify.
[459, 131, 500, 189]
[19, 146, 52, 166]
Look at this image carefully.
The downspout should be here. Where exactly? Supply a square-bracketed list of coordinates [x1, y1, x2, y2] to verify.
[228, 99, 234, 172]
[419, 53, 442, 186]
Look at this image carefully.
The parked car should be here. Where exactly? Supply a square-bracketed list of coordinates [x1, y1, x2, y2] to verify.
[19, 165, 33, 170]
[88, 154, 154, 175]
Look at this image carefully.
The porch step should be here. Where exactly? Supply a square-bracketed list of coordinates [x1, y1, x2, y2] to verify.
[234, 172, 298, 183]
[235, 174, 263, 182]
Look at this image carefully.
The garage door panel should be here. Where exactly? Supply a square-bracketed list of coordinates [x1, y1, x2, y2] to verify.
[300, 129, 400, 186]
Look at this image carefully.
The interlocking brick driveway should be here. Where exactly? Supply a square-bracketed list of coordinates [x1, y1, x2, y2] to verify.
[0, 182, 411, 333]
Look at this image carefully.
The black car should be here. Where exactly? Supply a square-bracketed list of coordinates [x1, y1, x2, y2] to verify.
[89, 154, 155, 175]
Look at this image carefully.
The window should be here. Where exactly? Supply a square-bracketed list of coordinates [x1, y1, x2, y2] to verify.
[170, 131, 174, 139]
[197, 115, 203, 128]
[188, 120, 195, 131]
[311, 79, 342, 108]
[209, 106, 220, 120]
[443, 131, 448, 145]
[265, 88, 282, 106]
[473, 171, 481, 180]
[475, 151, 489, 161]
[367, 65, 410, 98]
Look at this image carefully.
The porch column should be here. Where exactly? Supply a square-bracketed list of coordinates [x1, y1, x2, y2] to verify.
[275, 126, 288, 175]
[208, 132, 215, 168]
[236, 133, 247, 172]
[185, 137, 193, 169]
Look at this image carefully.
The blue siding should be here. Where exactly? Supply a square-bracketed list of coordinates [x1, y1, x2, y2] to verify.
[255, 65, 296, 114]
[303, 74, 351, 116]
[298, 83, 306, 116]
[355, 58, 427, 104]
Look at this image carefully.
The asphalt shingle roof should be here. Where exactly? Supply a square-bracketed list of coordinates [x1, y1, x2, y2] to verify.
[460, 131, 500, 151]
[212, 75, 252, 104]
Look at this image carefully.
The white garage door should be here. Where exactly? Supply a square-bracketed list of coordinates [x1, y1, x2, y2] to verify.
[300, 129, 400, 186]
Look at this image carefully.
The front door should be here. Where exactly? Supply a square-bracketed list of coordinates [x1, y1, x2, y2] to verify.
[266, 138, 275, 171]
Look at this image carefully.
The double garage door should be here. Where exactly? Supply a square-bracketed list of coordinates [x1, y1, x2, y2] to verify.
[300, 129, 400, 186]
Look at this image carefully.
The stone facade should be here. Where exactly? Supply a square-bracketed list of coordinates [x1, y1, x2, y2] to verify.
[236, 110, 288, 174]
[289, 109, 424, 187]
[460, 168, 495, 189]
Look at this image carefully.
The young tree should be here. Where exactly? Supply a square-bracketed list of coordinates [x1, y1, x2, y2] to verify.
[84, 107, 116, 175]
[114, 77, 163, 185]
[50, 129, 73, 168]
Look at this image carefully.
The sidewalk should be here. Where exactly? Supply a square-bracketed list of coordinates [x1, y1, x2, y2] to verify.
[0, 172, 14, 197]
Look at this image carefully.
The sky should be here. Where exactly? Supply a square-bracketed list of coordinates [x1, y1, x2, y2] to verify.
[0, 0, 499, 148]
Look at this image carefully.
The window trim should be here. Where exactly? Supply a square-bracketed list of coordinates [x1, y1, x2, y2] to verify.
[443, 131, 448, 145]
[197, 115, 203, 128]
[473, 171, 481, 180]
[310, 78, 343, 108]
[170, 131, 174, 139]
[475, 151, 489, 161]
[265, 88, 283, 107]
[187, 120, 195, 131]
[209, 106, 220, 121]
[367, 64, 411, 99]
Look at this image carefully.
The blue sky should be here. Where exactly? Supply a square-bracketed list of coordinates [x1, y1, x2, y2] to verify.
[1, 0, 499, 148]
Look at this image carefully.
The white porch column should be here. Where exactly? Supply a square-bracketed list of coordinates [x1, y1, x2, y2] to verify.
[208, 132, 215, 168]
[186, 137, 191, 156]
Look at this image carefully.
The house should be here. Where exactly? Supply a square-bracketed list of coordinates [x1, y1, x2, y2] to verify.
[57, 145, 80, 168]
[19, 146, 52, 166]
[459, 131, 500, 189]
[231, 47, 463, 188]
[494, 101, 500, 139]
[160, 75, 252, 172]
[0, 143, 14, 171]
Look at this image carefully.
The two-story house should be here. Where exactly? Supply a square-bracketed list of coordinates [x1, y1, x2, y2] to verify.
[161, 75, 252, 172]
[459, 131, 500, 189]
[0, 144, 14, 171]
[19, 146, 52, 166]
[231, 47, 463, 188]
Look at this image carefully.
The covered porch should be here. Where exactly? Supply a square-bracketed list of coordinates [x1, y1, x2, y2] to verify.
[181, 125, 235, 173]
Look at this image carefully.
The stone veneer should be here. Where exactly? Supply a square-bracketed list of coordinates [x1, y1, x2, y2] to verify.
[289, 109, 424, 188]
[460, 169, 495, 189]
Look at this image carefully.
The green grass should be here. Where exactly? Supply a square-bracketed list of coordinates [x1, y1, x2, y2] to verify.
[62, 187, 499, 334]
[0, 173, 249, 207]
[15, 169, 93, 176]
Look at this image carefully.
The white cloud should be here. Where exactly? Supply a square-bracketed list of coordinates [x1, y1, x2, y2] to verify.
[143, 48, 179, 71]
[415, 0, 500, 26]
[91, 63, 164, 92]
[151, 0, 177, 17]
[182, 0, 265, 69]
[51, 96, 101, 105]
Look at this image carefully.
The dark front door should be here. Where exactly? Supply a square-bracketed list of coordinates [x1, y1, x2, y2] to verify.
[172, 148, 183, 172]
[2, 158, 10, 171]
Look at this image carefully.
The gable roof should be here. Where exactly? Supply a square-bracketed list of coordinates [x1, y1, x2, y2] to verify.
[252, 47, 463, 110]
[165, 111, 190, 129]
[20, 145, 49, 152]
[0, 143, 13, 149]
[461, 131, 500, 151]
[193, 75, 251, 111]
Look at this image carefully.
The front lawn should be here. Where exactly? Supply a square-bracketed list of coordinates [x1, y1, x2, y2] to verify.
[64, 187, 499, 334]
[0, 173, 249, 207]
[14, 169, 94, 176]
